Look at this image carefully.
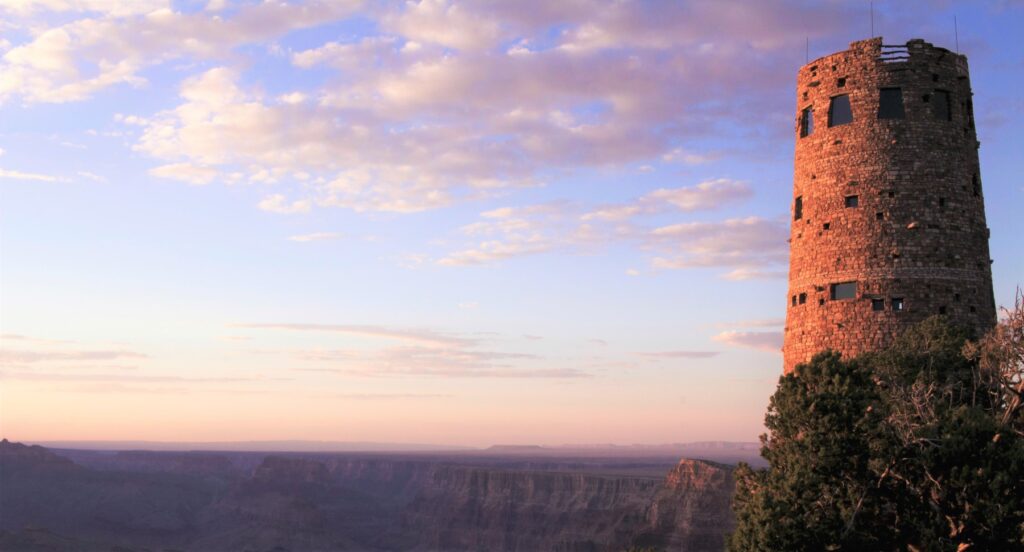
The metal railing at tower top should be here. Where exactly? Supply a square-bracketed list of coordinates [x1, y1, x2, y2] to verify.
[879, 44, 910, 63]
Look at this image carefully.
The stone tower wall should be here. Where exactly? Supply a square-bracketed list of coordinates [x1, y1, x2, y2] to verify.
[783, 37, 996, 373]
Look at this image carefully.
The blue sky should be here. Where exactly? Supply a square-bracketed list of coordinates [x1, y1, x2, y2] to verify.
[0, 0, 1021, 446]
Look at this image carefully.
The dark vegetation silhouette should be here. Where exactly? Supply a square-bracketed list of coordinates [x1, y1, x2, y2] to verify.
[730, 290, 1024, 551]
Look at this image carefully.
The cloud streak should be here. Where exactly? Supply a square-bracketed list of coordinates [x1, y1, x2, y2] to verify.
[712, 331, 783, 354]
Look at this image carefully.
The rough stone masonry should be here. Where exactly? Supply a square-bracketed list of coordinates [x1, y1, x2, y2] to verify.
[782, 37, 996, 373]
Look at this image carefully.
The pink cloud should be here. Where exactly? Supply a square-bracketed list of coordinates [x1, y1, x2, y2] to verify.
[712, 331, 783, 354]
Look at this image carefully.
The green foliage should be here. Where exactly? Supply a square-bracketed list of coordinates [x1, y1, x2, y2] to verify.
[730, 313, 1024, 551]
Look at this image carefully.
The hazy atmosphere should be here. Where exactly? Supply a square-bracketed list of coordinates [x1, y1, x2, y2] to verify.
[1, 0, 1021, 448]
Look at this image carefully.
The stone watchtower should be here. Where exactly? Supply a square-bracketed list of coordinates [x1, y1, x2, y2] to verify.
[782, 37, 996, 373]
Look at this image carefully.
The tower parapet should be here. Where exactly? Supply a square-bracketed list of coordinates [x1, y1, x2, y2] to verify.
[783, 37, 996, 373]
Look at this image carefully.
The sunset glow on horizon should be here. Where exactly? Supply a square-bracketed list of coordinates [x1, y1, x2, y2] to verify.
[1, 0, 1021, 448]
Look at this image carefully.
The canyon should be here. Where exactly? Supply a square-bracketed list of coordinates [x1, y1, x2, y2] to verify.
[0, 439, 746, 551]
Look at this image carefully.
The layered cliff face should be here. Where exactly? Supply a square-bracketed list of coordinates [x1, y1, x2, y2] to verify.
[638, 459, 736, 551]
[0, 442, 738, 551]
[396, 458, 735, 552]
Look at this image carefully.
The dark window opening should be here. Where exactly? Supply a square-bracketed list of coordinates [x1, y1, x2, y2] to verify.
[966, 99, 974, 128]
[954, 293, 961, 302]
[876, 212, 884, 220]
[872, 298, 885, 311]
[837, 77, 846, 88]
[939, 305, 947, 315]
[791, 295, 797, 307]
[819, 298, 825, 306]
[794, 196, 803, 220]
[799, 293, 807, 304]
[829, 95, 853, 126]
[800, 107, 814, 137]
[845, 195, 859, 208]
[823, 222, 830, 230]
[922, 93, 930, 103]
[892, 297, 905, 311]
[970, 305, 977, 313]
[933, 90, 951, 121]
[972, 174, 980, 197]
[939, 197, 946, 207]
[932, 73, 940, 82]
[888, 191, 895, 198]
[878, 88, 905, 119]
[830, 281, 857, 300]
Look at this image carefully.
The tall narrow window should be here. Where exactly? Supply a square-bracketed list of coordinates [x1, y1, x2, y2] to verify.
[800, 107, 814, 137]
[828, 94, 853, 126]
[794, 196, 803, 220]
[878, 87, 905, 119]
[933, 90, 951, 121]
[830, 281, 857, 300]
[892, 297, 905, 311]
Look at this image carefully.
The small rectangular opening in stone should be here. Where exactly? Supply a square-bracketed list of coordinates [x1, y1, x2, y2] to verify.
[872, 298, 885, 311]
[933, 90, 951, 121]
[837, 77, 846, 87]
[844, 195, 859, 208]
[878, 87, 905, 119]
[799, 293, 807, 305]
[828, 94, 853, 127]
[830, 281, 857, 300]
[800, 107, 814, 137]
[939, 305, 947, 315]
[823, 222, 830, 230]
[794, 196, 803, 220]
[939, 197, 946, 207]
[876, 212, 884, 220]
[892, 297, 905, 311]
[791, 295, 797, 307]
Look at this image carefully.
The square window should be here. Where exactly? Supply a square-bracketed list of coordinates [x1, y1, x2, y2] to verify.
[845, 195, 859, 208]
[876, 212, 884, 220]
[878, 88, 905, 119]
[939, 305, 948, 315]
[830, 281, 857, 300]
[872, 298, 885, 311]
[828, 94, 853, 127]
[837, 77, 846, 87]
[892, 297, 905, 311]
[823, 222, 830, 230]
[799, 293, 807, 304]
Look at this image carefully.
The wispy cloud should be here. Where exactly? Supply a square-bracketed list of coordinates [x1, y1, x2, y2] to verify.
[638, 351, 720, 359]
[232, 323, 476, 349]
[0, 371, 270, 383]
[149, 162, 218, 185]
[712, 331, 783, 354]
[258, 193, 311, 214]
[34, 0, 856, 213]
[434, 195, 787, 278]
[0, 1, 361, 104]
[287, 232, 341, 242]
[76, 170, 107, 183]
[0, 167, 66, 182]
[0, 349, 147, 364]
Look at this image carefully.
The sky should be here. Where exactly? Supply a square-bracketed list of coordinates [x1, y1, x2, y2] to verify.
[0, 0, 1021, 448]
